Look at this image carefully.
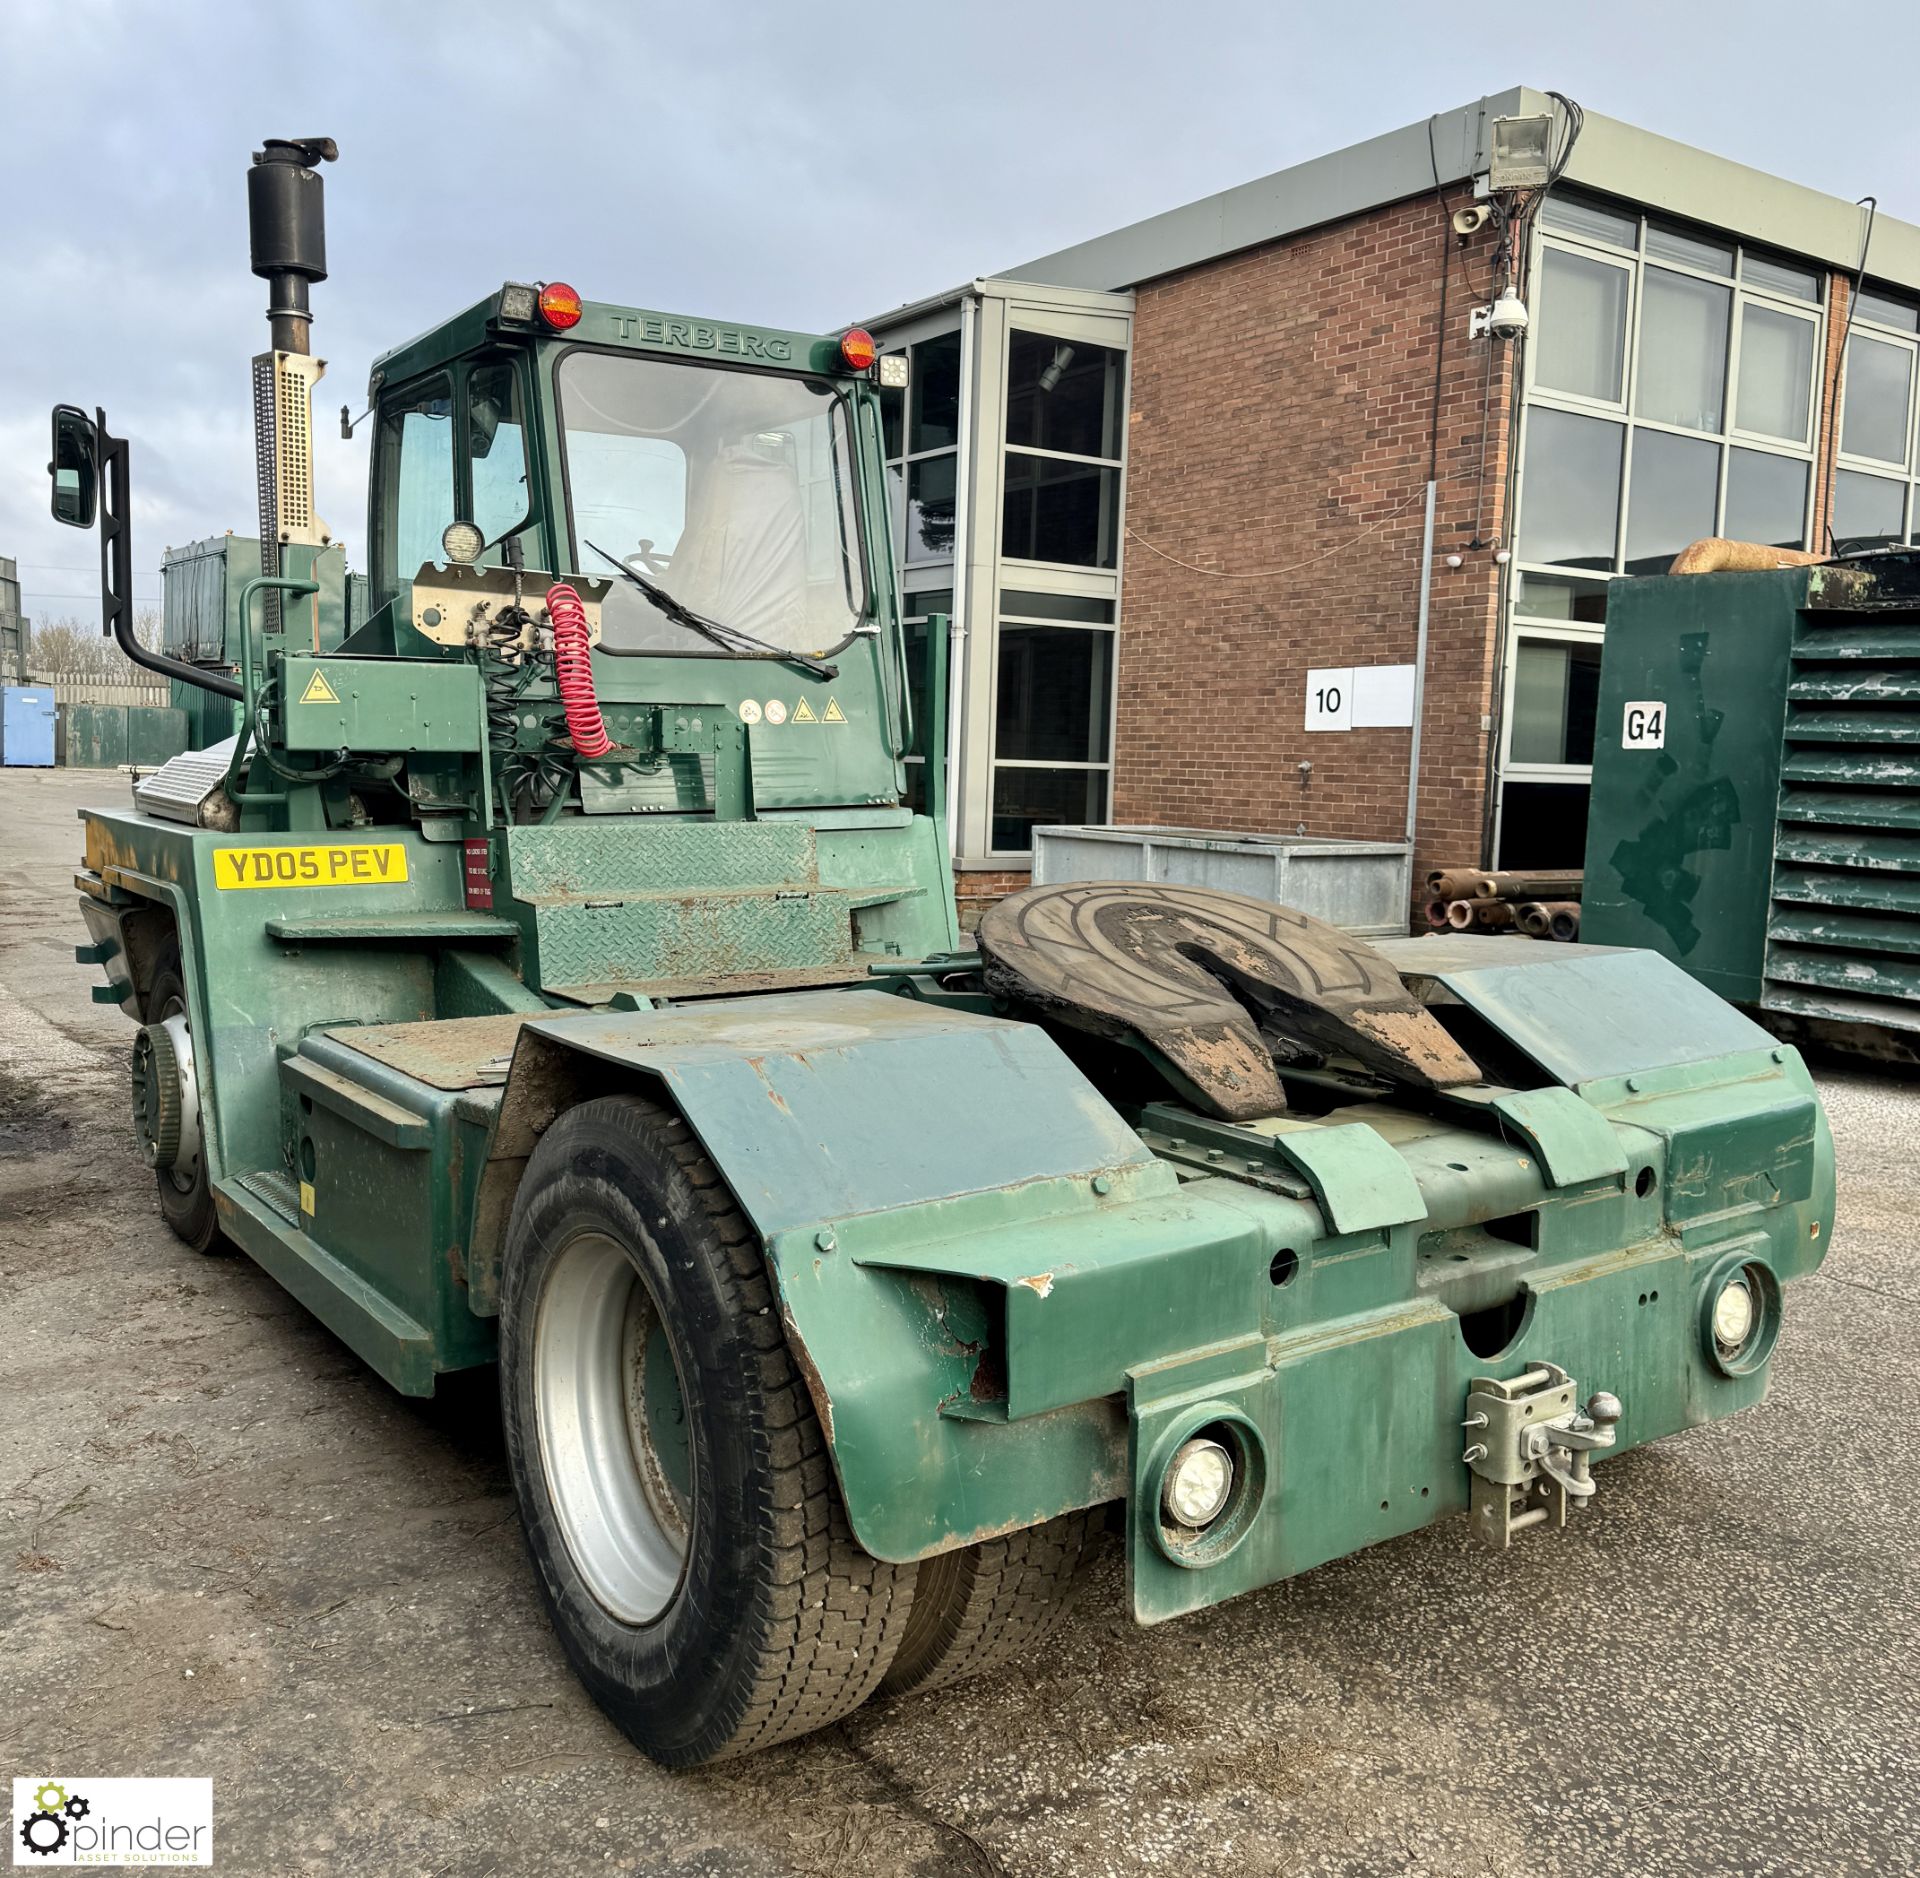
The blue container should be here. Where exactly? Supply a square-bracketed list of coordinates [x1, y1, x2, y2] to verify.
[2, 687, 56, 766]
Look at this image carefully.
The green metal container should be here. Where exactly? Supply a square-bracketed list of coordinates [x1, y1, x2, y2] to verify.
[127, 706, 190, 767]
[162, 536, 353, 749]
[1584, 551, 1920, 1040]
[63, 703, 129, 768]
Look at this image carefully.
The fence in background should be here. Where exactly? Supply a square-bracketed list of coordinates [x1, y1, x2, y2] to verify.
[35, 673, 173, 710]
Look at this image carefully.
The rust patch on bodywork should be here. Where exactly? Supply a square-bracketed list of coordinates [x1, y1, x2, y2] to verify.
[1015, 1271, 1055, 1298]
[778, 1297, 834, 1444]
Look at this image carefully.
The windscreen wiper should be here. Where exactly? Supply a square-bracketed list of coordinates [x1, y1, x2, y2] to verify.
[585, 541, 837, 681]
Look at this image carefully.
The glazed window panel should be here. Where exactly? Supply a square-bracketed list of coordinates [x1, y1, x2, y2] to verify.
[1625, 429, 1719, 575]
[1840, 334, 1914, 466]
[1735, 305, 1815, 444]
[905, 453, 958, 564]
[1509, 640, 1602, 765]
[1832, 470, 1907, 548]
[1723, 449, 1809, 550]
[1001, 455, 1120, 568]
[1636, 267, 1731, 432]
[990, 765, 1109, 852]
[910, 332, 962, 454]
[995, 625, 1112, 763]
[1004, 331, 1125, 461]
[1518, 407, 1624, 570]
[1534, 248, 1630, 404]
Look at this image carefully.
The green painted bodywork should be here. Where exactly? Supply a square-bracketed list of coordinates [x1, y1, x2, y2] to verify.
[1584, 552, 1920, 1036]
[70, 292, 1836, 1630]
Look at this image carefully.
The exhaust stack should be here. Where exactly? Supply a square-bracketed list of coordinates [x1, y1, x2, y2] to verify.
[247, 137, 337, 633]
[248, 136, 336, 355]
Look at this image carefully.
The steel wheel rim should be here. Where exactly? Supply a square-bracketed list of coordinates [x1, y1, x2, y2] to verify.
[533, 1230, 692, 1625]
[154, 990, 201, 1195]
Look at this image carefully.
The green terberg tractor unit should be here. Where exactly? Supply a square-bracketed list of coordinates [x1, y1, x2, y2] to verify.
[56, 141, 1835, 1766]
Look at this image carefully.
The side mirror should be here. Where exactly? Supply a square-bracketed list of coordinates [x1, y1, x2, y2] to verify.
[50, 405, 99, 528]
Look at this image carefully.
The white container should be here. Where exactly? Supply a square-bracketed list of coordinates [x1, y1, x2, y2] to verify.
[1030, 825, 1413, 938]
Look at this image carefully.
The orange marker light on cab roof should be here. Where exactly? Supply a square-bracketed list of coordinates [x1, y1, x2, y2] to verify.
[840, 328, 878, 372]
[538, 282, 584, 330]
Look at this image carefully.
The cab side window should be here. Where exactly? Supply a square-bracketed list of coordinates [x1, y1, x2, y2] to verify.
[373, 374, 454, 606]
[467, 359, 530, 559]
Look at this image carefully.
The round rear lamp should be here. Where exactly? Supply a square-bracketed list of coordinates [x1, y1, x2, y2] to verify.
[840, 327, 878, 372]
[1700, 1257, 1781, 1376]
[1712, 1274, 1756, 1354]
[1162, 1437, 1234, 1530]
[538, 282, 584, 330]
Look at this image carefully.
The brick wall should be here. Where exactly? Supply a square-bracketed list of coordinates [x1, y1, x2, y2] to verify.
[1811, 273, 1851, 550]
[1115, 189, 1516, 893]
[955, 867, 1032, 931]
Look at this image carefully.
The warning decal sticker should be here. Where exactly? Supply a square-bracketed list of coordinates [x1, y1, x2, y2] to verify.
[822, 697, 846, 723]
[299, 668, 341, 705]
[791, 697, 818, 723]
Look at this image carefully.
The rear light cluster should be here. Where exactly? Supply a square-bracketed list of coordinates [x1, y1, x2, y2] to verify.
[538, 282, 583, 330]
[840, 328, 878, 372]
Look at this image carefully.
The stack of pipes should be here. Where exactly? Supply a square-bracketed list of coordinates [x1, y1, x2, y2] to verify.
[1424, 869, 1582, 942]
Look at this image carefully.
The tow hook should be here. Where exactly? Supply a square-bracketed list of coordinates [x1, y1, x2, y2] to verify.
[1461, 1363, 1622, 1548]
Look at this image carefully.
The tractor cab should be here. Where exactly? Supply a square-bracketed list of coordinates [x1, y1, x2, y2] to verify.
[346, 287, 914, 822]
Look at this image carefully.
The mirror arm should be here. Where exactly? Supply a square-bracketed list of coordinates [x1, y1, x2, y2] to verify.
[91, 409, 243, 701]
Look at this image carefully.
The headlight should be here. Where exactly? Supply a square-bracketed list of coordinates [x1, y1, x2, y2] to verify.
[1712, 1276, 1756, 1353]
[1161, 1437, 1234, 1530]
[441, 520, 484, 565]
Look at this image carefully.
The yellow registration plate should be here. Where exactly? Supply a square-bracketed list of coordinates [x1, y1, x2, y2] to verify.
[211, 843, 411, 890]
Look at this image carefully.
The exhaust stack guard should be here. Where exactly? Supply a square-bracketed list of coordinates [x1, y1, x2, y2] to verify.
[248, 136, 336, 633]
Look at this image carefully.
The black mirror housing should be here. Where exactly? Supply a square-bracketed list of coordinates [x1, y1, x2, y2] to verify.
[50, 405, 99, 528]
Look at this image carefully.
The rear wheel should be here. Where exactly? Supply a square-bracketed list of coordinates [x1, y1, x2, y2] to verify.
[144, 943, 223, 1255]
[498, 1094, 917, 1766]
[882, 1510, 1100, 1697]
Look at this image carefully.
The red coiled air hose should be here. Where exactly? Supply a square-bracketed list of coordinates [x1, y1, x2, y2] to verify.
[547, 581, 611, 759]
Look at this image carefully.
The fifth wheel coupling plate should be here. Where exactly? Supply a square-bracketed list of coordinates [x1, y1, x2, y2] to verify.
[975, 882, 1479, 1120]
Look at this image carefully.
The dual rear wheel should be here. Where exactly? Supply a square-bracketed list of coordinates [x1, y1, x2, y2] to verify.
[497, 1095, 1098, 1765]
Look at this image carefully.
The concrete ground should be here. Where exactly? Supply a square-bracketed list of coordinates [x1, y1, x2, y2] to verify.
[4, 766, 1915, 1877]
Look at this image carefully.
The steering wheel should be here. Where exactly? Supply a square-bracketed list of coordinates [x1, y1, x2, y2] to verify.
[624, 538, 671, 578]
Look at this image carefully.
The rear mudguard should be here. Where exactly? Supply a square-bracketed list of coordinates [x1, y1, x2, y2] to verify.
[485, 959, 1832, 1621]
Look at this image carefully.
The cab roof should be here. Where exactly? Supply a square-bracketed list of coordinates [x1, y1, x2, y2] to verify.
[368, 291, 857, 395]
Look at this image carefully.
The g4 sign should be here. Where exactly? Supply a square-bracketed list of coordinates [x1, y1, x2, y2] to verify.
[1622, 700, 1666, 750]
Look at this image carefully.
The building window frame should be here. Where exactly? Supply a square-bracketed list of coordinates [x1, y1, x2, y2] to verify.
[1515, 197, 1828, 583]
[1498, 194, 1830, 864]
[1833, 289, 1920, 545]
[987, 594, 1118, 855]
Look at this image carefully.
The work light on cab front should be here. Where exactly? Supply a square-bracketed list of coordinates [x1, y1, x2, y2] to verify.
[538, 281, 583, 330]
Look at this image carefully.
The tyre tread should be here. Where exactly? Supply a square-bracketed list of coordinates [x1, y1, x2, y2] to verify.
[881, 1508, 1099, 1697]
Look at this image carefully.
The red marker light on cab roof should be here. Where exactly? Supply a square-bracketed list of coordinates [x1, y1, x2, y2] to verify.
[840, 328, 878, 372]
[538, 282, 583, 330]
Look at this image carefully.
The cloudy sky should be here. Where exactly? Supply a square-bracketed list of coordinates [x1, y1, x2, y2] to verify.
[4, 0, 1916, 631]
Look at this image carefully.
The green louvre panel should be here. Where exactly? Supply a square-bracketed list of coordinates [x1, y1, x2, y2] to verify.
[1584, 552, 1920, 1036]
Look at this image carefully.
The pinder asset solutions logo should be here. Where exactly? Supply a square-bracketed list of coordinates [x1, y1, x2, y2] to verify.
[13, 1780, 212, 1867]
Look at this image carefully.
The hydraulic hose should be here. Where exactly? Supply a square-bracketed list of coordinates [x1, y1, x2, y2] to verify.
[547, 581, 611, 758]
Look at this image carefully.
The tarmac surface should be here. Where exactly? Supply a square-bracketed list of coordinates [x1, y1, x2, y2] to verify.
[4, 766, 1916, 1877]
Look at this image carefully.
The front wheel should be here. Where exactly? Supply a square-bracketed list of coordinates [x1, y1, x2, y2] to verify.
[498, 1094, 917, 1766]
